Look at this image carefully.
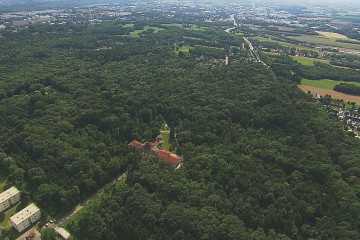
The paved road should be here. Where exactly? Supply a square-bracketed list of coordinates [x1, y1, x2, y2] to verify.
[243, 36, 268, 67]
[56, 171, 128, 227]
[224, 15, 267, 67]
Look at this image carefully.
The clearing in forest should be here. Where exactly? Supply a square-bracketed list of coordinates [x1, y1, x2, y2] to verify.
[301, 78, 360, 90]
[299, 85, 360, 104]
[292, 56, 329, 66]
[129, 26, 164, 37]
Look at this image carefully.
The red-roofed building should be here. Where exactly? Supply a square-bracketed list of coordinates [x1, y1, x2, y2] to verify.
[158, 150, 182, 165]
[128, 136, 182, 166]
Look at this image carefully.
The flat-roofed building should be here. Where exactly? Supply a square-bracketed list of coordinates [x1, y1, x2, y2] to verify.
[0, 187, 20, 212]
[10, 203, 41, 232]
[56, 227, 71, 240]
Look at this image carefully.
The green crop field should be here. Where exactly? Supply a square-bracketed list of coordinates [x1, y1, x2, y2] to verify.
[254, 37, 319, 51]
[292, 56, 329, 66]
[290, 35, 360, 50]
[301, 78, 360, 90]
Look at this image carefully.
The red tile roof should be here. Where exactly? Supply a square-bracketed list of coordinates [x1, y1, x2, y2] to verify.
[128, 138, 182, 165]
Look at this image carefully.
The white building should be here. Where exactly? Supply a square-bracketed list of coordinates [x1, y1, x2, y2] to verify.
[10, 203, 41, 232]
[0, 186, 20, 212]
[56, 227, 71, 240]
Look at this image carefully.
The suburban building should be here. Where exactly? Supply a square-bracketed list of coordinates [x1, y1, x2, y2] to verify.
[56, 227, 71, 240]
[10, 203, 41, 232]
[0, 186, 20, 212]
[128, 135, 182, 165]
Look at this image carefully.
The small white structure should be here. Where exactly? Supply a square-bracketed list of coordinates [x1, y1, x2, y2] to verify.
[0, 186, 20, 212]
[56, 227, 71, 240]
[10, 203, 41, 232]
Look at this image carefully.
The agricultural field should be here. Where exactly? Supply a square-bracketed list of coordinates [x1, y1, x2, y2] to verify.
[292, 56, 329, 66]
[254, 37, 319, 51]
[299, 85, 360, 105]
[316, 31, 349, 39]
[129, 26, 164, 37]
[301, 78, 360, 90]
[289, 35, 360, 50]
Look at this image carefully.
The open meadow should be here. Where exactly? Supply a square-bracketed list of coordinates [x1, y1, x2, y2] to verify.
[292, 56, 329, 66]
[301, 78, 360, 90]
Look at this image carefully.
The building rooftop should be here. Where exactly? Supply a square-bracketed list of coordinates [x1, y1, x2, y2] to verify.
[10, 204, 40, 225]
[0, 186, 19, 203]
[56, 227, 71, 240]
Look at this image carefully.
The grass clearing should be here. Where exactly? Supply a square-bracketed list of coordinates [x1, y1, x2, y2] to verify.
[292, 56, 329, 66]
[301, 78, 360, 90]
[161, 130, 170, 151]
[129, 26, 164, 37]
[122, 23, 134, 28]
[175, 45, 193, 54]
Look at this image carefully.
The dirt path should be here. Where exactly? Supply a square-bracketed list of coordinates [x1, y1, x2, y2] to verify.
[299, 85, 360, 105]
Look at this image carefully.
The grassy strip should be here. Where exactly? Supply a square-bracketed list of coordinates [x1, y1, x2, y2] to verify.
[129, 26, 163, 37]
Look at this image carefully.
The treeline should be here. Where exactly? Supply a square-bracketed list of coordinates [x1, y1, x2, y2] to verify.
[299, 62, 360, 82]
[334, 83, 360, 96]
[263, 54, 360, 82]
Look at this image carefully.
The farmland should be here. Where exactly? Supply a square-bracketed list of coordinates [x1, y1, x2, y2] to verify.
[316, 31, 350, 39]
[301, 78, 360, 90]
[299, 85, 360, 104]
[290, 35, 360, 50]
[254, 37, 319, 51]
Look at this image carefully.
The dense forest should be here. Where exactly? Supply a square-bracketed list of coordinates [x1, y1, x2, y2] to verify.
[0, 19, 359, 240]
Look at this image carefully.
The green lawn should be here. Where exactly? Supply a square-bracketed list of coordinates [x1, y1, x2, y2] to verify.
[301, 78, 360, 90]
[292, 56, 329, 66]
[161, 131, 170, 151]
[122, 23, 134, 28]
[129, 26, 164, 37]
[175, 45, 193, 54]
[0, 207, 16, 228]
